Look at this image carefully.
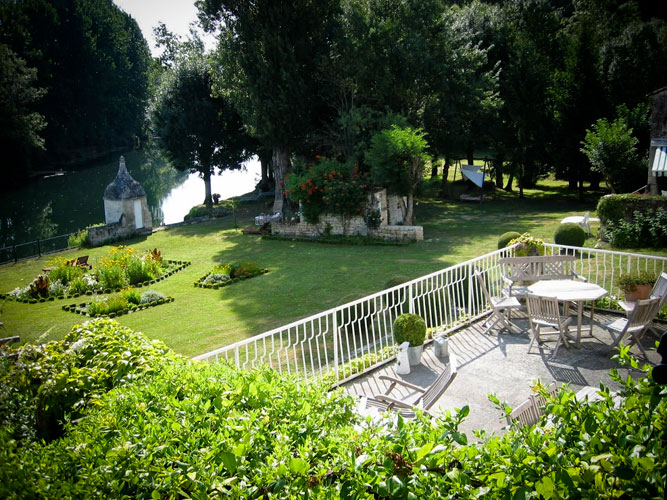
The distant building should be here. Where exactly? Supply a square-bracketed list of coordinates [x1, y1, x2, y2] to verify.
[88, 156, 152, 246]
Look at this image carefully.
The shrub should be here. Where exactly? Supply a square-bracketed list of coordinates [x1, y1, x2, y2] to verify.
[605, 208, 667, 248]
[121, 288, 141, 305]
[497, 231, 521, 249]
[363, 206, 382, 229]
[67, 229, 89, 248]
[87, 295, 128, 316]
[97, 264, 128, 290]
[125, 258, 154, 285]
[48, 258, 85, 285]
[393, 313, 426, 347]
[8, 285, 30, 300]
[285, 158, 370, 223]
[184, 204, 212, 220]
[554, 223, 586, 247]
[28, 274, 50, 298]
[229, 261, 263, 279]
[0, 318, 174, 442]
[202, 273, 231, 285]
[509, 233, 544, 256]
[48, 279, 66, 297]
[140, 290, 166, 304]
[66, 277, 90, 296]
[597, 194, 667, 225]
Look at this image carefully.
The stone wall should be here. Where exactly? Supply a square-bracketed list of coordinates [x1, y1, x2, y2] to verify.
[271, 213, 423, 241]
[88, 219, 151, 247]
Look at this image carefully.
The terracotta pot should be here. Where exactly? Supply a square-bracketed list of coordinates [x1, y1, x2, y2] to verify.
[624, 284, 652, 302]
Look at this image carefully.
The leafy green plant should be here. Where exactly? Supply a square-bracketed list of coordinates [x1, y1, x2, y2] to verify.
[617, 270, 656, 293]
[580, 116, 643, 193]
[363, 206, 382, 229]
[96, 263, 128, 290]
[48, 257, 85, 285]
[229, 261, 263, 279]
[509, 232, 544, 256]
[605, 208, 667, 248]
[67, 228, 89, 248]
[87, 295, 128, 316]
[66, 277, 90, 296]
[497, 231, 521, 249]
[202, 273, 231, 285]
[140, 290, 166, 304]
[393, 313, 426, 346]
[121, 288, 141, 305]
[554, 223, 586, 247]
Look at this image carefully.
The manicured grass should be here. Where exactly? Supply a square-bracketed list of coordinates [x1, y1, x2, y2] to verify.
[1, 177, 665, 357]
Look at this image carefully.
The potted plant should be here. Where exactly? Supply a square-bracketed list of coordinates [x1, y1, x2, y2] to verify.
[509, 233, 545, 257]
[393, 313, 427, 365]
[618, 271, 656, 302]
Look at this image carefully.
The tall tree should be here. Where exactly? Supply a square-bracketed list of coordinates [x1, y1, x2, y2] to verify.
[150, 48, 252, 207]
[0, 0, 150, 168]
[197, 0, 341, 216]
[0, 43, 46, 188]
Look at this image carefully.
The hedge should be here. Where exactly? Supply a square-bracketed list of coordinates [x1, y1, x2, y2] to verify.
[596, 194, 667, 224]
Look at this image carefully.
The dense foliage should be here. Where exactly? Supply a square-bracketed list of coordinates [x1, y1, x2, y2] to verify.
[605, 208, 667, 248]
[284, 158, 370, 223]
[150, 46, 253, 207]
[393, 313, 427, 347]
[0, 0, 151, 185]
[0, 322, 665, 499]
[553, 223, 587, 247]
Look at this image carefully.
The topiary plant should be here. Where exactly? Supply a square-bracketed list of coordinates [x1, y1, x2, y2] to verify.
[497, 231, 521, 249]
[554, 223, 586, 247]
[509, 233, 544, 256]
[393, 313, 426, 347]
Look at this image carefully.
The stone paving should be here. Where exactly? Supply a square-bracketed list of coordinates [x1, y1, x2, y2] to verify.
[343, 310, 661, 436]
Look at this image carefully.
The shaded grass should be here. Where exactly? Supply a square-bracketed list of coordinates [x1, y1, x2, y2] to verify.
[1, 179, 665, 357]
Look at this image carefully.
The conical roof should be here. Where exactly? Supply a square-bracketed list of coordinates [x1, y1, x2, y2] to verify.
[104, 156, 146, 200]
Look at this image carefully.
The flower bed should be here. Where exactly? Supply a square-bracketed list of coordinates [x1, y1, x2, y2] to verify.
[3, 246, 190, 303]
[195, 261, 268, 289]
[62, 289, 174, 318]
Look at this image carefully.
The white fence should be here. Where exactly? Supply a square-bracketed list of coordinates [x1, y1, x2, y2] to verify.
[193, 244, 667, 384]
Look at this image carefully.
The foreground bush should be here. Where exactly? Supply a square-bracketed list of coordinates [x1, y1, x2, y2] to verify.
[0, 318, 175, 442]
[0, 325, 664, 499]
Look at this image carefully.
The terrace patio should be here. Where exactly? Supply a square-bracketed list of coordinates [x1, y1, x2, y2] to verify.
[342, 308, 662, 435]
[194, 243, 666, 435]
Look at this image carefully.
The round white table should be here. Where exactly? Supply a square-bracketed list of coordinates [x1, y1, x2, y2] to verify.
[527, 279, 608, 346]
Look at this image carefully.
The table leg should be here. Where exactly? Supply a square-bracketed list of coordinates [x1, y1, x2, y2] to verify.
[576, 302, 583, 346]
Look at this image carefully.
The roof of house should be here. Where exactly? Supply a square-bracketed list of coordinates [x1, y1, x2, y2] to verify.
[104, 156, 146, 200]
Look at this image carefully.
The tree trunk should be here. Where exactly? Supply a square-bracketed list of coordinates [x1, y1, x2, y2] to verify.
[494, 154, 504, 188]
[431, 160, 438, 179]
[466, 144, 474, 166]
[439, 157, 450, 198]
[272, 147, 291, 217]
[203, 167, 213, 208]
[504, 169, 514, 192]
[405, 192, 414, 226]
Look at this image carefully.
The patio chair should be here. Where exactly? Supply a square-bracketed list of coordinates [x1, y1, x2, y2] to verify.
[507, 383, 558, 427]
[560, 211, 600, 236]
[618, 272, 667, 336]
[359, 354, 457, 418]
[606, 297, 662, 359]
[526, 293, 574, 359]
[474, 270, 522, 335]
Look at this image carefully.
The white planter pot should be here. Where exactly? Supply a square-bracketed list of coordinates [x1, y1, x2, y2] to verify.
[407, 345, 423, 366]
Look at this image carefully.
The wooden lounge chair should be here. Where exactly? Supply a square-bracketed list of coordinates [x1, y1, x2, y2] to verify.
[359, 354, 457, 418]
[73, 255, 92, 269]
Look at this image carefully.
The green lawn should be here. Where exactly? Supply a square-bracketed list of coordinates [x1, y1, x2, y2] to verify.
[1, 177, 664, 357]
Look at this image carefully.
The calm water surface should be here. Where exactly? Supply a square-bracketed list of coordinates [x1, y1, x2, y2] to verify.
[0, 151, 261, 247]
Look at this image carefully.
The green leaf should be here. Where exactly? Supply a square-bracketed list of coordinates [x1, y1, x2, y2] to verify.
[414, 443, 434, 463]
[535, 476, 554, 499]
[220, 451, 237, 474]
[355, 454, 371, 469]
[452, 432, 467, 445]
[289, 457, 309, 475]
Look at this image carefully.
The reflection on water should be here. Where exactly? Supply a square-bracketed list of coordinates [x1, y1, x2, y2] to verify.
[0, 150, 261, 247]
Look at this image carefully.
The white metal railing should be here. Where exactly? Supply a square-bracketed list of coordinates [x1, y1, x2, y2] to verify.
[193, 244, 667, 383]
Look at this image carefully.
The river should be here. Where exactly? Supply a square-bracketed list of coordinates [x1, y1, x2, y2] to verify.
[0, 150, 261, 247]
